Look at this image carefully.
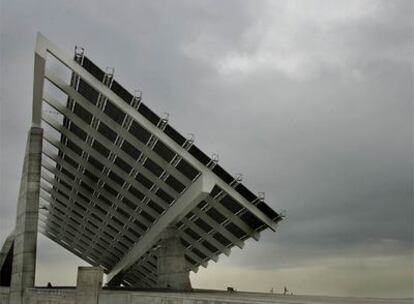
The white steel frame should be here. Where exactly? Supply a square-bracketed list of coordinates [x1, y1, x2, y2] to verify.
[33, 33, 280, 286]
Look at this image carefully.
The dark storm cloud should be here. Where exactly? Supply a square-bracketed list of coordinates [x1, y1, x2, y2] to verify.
[1, 0, 412, 297]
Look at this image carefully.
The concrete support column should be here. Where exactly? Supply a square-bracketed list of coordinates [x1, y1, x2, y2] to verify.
[157, 227, 192, 290]
[76, 267, 103, 304]
[9, 127, 43, 304]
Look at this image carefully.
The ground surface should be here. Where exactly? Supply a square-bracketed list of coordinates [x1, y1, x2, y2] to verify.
[189, 290, 413, 304]
[109, 288, 414, 304]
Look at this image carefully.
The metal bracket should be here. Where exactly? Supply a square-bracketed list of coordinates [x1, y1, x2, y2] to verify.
[182, 133, 195, 150]
[207, 153, 219, 169]
[74, 46, 85, 64]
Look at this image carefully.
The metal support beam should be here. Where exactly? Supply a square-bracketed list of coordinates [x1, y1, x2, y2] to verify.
[191, 207, 244, 249]
[32, 33, 46, 126]
[107, 174, 215, 283]
[204, 196, 260, 241]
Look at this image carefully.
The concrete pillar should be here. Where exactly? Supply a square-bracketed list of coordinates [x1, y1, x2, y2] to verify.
[9, 127, 43, 304]
[76, 267, 103, 304]
[157, 227, 191, 290]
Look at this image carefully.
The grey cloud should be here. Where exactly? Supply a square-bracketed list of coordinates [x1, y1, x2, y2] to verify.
[1, 0, 412, 297]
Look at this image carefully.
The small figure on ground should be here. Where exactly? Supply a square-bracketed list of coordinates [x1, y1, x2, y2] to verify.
[47, 282, 52, 288]
[270, 287, 274, 294]
[283, 286, 288, 295]
[227, 287, 235, 293]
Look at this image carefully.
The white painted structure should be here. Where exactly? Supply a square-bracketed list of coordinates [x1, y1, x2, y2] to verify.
[0, 33, 283, 302]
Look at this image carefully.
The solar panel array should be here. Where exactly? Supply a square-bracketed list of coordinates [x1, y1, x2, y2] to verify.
[37, 41, 282, 287]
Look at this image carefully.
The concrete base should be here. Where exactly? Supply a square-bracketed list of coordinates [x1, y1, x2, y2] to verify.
[157, 227, 191, 290]
[9, 127, 43, 304]
[2, 287, 410, 304]
[75, 267, 103, 304]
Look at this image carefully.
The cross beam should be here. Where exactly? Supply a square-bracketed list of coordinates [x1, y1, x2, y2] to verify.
[107, 174, 216, 282]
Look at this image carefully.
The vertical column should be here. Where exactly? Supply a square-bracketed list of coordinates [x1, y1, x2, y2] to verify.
[76, 267, 103, 304]
[9, 127, 43, 304]
[157, 226, 192, 290]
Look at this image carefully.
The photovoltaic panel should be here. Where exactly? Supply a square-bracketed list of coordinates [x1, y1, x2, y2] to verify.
[35, 35, 283, 288]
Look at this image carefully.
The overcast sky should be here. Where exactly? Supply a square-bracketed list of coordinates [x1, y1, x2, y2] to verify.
[0, 0, 413, 298]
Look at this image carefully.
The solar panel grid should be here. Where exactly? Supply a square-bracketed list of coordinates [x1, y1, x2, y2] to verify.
[38, 42, 281, 288]
[45, 230, 115, 270]
[71, 82, 191, 185]
[45, 189, 134, 260]
[43, 73, 126, 266]
[178, 216, 229, 255]
[44, 114, 177, 216]
[110, 81, 133, 105]
[53, 78, 194, 189]
[42, 211, 117, 267]
[42, 149, 152, 248]
[47, 203, 122, 260]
